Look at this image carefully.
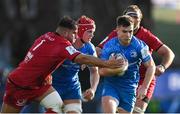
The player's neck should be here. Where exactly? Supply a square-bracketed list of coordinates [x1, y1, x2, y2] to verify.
[56, 27, 69, 40]
[118, 38, 131, 46]
[73, 38, 84, 49]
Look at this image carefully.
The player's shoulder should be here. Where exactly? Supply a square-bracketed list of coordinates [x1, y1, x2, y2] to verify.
[137, 26, 154, 36]
[138, 26, 148, 33]
[85, 42, 95, 48]
[103, 37, 118, 48]
[84, 42, 96, 52]
[132, 36, 147, 47]
[106, 37, 118, 44]
[132, 35, 141, 42]
[44, 32, 71, 44]
[108, 29, 117, 38]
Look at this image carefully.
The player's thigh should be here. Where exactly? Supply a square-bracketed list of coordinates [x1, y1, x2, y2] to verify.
[102, 96, 118, 113]
[101, 83, 119, 112]
[63, 99, 82, 113]
[36, 85, 55, 101]
[1, 102, 22, 113]
[37, 86, 63, 113]
[61, 85, 82, 100]
[117, 90, 136, 113]
[2, 80, 28, 112]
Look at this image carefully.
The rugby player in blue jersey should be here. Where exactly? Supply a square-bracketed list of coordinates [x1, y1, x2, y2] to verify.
[52, 15, 99, 113]
[99, 15, 156, 113]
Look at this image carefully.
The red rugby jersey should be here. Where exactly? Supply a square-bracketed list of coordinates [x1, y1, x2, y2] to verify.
[8, 32, 80, 89]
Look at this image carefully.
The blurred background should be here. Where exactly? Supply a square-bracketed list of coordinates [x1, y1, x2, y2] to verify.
[0, 0, 179, 113]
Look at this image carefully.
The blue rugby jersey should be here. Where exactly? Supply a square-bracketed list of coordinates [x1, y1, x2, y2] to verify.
[101, 36, 151, 92]
[52, 42, 96, 89]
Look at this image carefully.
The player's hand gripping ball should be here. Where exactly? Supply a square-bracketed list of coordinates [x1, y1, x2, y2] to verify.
[109, 53, 128, 76]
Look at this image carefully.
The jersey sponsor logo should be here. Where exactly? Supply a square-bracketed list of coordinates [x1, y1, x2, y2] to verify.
[130, 50, 137, 58]
[16, 99, 27, 107]
[65, 46, 79, 55]
[24, 52, 34, 63]
[141, 45, 150, 59]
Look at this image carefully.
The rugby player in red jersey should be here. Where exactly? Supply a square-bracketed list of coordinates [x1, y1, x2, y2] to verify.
[96, 5, 175, 113]
[1, 16, 123, 113]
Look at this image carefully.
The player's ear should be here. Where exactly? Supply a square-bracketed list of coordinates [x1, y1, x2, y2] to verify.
[116, 26, 121, 32]
[64, 31, 68, 37]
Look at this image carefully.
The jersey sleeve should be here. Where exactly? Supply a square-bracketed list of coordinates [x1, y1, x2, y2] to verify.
[62, 43, 81, 61]
[144, 29, 163, 51]
[97, 30, 117, 49]
[139, 42, 151, 63]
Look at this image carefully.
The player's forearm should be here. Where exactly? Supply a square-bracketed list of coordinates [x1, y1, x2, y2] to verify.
[158, 45, 175, 69]
[142, 65, 156, 88]
[74, 54, 109, 68]
[90, 70, 99, 91]
[99, 68, 121, 76]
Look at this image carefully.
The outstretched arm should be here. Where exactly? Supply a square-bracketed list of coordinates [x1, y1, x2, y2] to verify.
[99, 67, 123, 76]
[74, 54, 122, 69]
[155, 44, 175, 76]
[99, 57, 127, 76]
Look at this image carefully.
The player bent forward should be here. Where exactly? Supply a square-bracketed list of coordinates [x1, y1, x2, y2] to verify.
[52, 15, 99, 113]
[1, 16, 123, 113]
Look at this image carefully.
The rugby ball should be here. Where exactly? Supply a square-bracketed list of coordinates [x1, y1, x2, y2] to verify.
[109, 53, 128, 76]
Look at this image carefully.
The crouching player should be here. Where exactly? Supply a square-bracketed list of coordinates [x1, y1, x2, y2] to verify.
[1, 16, 123, 113]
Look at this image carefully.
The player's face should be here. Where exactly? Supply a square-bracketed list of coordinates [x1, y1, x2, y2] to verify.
[116, 25, 134, 45]
[126, 11, 141, 31]
[82, 29, 95, 43]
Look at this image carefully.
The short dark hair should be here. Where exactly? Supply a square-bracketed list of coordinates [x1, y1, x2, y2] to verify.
[116, 15, 134, 27]
[58, 16, 77, 30]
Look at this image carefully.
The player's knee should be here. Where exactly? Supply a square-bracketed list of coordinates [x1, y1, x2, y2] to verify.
[63, 103, 82, 113]
[40, 91, 63, 113]
[133, 106, 145, 114]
